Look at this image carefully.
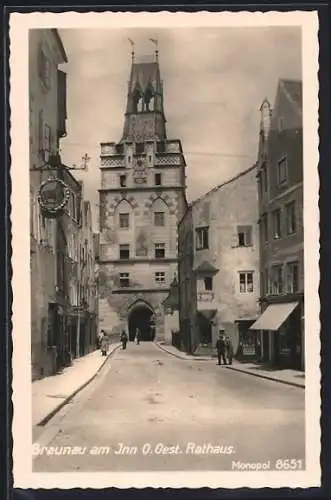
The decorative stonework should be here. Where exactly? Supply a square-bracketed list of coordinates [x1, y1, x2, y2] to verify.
[101, 158, 125, 168]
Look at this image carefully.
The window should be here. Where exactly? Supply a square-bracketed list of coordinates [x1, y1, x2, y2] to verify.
[287, 261, 299, 293]
[271, 265, 283, 294]
[204, 277, 213, 291]
[154, 243, 165, 259]
[277, 156, 288, 185]
[120, 175, 127, 187]
[155, 173, 162, 186]
[285, 202, 296, 235]
[237, 225, 252, 247]
[154, 212, 165, 227]
[156, 141, 166, 153]
[149, 155, 152, 162]
[119, 213, 129, 229]
[155, 272, 165, 285]
[116, 144, 124, 155]
[239, 272, 254, 293]
[119, 244, 130, 260]
[272, 209, 282, 239]
[135, 142, 145, 154]
[262, 163, 268, 193]
[196, 227, 209, 250]
[262, 213, 269, 242]
[37, 46, 51, 89]
[119, 273, 130, 287]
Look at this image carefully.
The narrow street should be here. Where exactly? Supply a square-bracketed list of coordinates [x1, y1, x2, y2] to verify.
[33, 343, 305, 472]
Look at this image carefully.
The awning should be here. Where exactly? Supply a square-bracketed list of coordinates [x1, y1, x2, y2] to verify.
[250, 302, 299, 331]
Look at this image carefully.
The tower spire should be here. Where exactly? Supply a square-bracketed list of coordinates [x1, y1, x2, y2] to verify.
[128, 38, 135, 63]
[148, 38, 158, 62]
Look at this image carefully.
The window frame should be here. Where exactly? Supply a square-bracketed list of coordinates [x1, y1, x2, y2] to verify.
[196, 226, 209, 251]
[119, 174, 127, 187]
[239, 271, 254, 293]
[271, 265, 283, 295]
[119, 244, 130, 260]
[155, 173, 162, 186]
[285, 201, 297, 235]
[204, 276, 213, 291]
[272, 209, 282, 239]
[237, 225, 253, 247]
[155, 271, 166, 285]
[135, 142, 145, 154]
[286, 261, 299, 294]
[119, 212, 130, 229]
[119, 272, 130, 288]
[277, 156, 288, 186]
[154, 211, 165, 227]
[154, 243, 165, 259]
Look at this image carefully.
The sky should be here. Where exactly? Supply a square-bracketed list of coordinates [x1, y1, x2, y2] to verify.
[58, 26, 302, 231]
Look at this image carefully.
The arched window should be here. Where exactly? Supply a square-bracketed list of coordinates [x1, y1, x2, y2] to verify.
[151, 197, 169, 227]
[115, 199, 134, 231]
[144, 86, 154, 112]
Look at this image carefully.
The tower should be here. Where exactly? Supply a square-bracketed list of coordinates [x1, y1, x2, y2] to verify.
[98, 47, 187, 341]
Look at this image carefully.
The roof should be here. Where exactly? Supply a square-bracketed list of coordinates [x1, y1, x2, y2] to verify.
[130, 61, 160, 92]
[280, 79, 302, 111]
[51, 29, 68, 63]
[190, 163, 257, 209]
[193, 261, 219, 273]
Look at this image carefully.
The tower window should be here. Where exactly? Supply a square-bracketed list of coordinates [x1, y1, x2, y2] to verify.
[120, 175, 127, 187]
[119, 213, 129, 229]
[154, 212, 165, 227]
[119, 244, 130, 259]
[204, 277, 213, 291]
[155, 173, 162, 186]
[135, 142, 145, 154]
[196, 227, 209, 250]
[154, 243, 165, 259]
[116, 144, 124, 155]
[157, 141, 166, 153]
[237, 225, 252, 247]
[119, 273, 130, 288]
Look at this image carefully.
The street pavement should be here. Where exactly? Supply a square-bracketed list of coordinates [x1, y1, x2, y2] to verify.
[33, 342, 305, 472]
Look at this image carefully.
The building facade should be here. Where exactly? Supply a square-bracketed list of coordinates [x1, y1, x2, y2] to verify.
[29, 29, 69, 379]
[250, 79, 304, 371]
[98, 50, 187, 341]
[178, 166, 260, 356]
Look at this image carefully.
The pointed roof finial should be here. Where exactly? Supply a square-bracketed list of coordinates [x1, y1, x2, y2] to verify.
[149, 38, 158, 61]
[128, 38, 135, 62]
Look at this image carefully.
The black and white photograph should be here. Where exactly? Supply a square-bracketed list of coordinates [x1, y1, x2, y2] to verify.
[10, 11, 320, 489]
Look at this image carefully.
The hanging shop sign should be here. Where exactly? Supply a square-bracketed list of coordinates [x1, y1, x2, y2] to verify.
[37, 178, 71, 218]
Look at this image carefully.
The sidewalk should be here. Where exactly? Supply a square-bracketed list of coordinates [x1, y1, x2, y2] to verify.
[155, 342, 305, 389]
[32, 343, 120, 427]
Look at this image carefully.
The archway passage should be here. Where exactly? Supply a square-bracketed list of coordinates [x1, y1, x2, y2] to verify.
[128, 306, 154, 341]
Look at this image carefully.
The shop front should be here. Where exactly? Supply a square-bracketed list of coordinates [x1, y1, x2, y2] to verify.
[250, 299, 303, 370]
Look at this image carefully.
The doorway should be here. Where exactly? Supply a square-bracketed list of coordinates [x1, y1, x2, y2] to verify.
[128, 306, 154, 341]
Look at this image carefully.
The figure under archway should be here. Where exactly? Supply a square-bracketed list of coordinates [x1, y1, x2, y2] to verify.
[128, 305, 154, 341]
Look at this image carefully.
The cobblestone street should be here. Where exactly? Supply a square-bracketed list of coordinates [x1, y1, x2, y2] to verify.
[33, 342, 305, 472]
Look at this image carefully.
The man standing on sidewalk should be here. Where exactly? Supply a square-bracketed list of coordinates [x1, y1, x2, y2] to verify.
[216, 331, 227, 365]
[225, 336, 234, 365]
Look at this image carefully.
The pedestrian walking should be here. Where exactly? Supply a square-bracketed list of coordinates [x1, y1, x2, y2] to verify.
[256, 337, 262, 362]
[135, 328, 141, 345]
[225, 336, 234, 365]
[120, 329, 128, 350]
[216, 331, 227, 365]
[100, 332, 109, 357]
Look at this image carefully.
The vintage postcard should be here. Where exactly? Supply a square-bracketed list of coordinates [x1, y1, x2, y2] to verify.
[10, 10, 320, 489]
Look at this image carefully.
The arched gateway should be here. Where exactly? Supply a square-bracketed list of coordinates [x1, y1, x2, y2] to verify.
[127, 299, 155, 342]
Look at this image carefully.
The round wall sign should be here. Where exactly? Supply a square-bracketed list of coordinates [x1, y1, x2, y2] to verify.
[37, 178, 71, 218]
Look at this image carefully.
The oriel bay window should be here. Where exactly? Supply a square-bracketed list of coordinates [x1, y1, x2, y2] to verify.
[119, 244, 130, 259]
[119, 273, 130, 288]
[196, 226, 209, 250]
[287, 261, 299, 293]
[239, 272, 254, 293]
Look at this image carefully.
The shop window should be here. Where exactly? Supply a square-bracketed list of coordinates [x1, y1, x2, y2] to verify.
[119, 273, 130, 287]
[119, 213, 129, 229]
[286, 202, 297, 235]
[237, 225, 252, 247]
[287, 261, 299, 293]
[272, 209, 282, 239]
[196, 226, 209, 250]
[155, 272, 165, 285]
[154, 243, 165, 259]
[119, 244, 130, 260]
[239, 272, 254, 293]
[154, 212, 165, 227]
